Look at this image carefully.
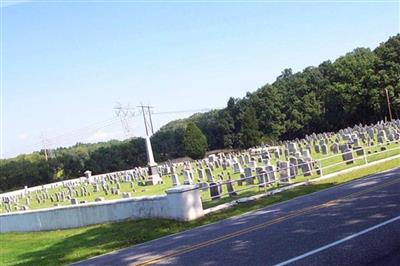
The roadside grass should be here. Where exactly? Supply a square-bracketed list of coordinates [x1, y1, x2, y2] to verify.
[1, 157, 399, 266]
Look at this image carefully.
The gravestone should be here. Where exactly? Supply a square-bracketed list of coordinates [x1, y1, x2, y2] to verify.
[289, 164, 296, 179]
[233, 162, 244, 174]
[321, 144, 328, 155]
[274, 149, 280, 159]
[122, 192, 131, 198]
[244, 167, 254, 185]
[302, 149, 311, 159]
[262, 159, 270, 166]
[289, 157, 299, 175]
[244, 154, 250, 164]
[205, 168, 215, 182]
[257, 170, 267, 188]
[183, 170, 193, 185]
[314, 144, 320, 153]
[265, 165, 276, 182]
[239, 155, 245, 165]
[255, 167, 265, 184]
[238, 173, 245, 186]
[288, 142, 298, 154]
[208, 154, 216, 163]
[342, 149, 354, 164]
[339, 144, 349, 153]
[300, 159, 312, 177]
[278, 161, 290, 183]
[331, 143, 339, 154]
[248, 160, 257, 169]
[209, 182, 221, 200]
[226, 179, 237, 197]
[171, 174, 180, 186]
[354, 146, 364, 156]
[197, 169, 205, 180]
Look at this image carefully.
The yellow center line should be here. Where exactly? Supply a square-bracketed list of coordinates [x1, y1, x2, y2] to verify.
[133, 177, 400, 266]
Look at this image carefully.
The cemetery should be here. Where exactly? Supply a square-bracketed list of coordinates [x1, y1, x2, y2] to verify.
[3, 4, 399, 264]
[1, 120, 399, 228]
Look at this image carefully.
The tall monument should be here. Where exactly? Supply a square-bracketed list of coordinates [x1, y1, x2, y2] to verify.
[145, 136, 162, 185]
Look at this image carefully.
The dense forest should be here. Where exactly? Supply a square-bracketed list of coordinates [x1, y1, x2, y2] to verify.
[1, 34, 399, 192]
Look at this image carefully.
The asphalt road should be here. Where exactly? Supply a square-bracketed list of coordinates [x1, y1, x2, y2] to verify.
[73, 167, 400, 266]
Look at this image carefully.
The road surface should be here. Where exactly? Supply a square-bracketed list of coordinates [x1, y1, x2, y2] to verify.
[73, 167, 400, 266]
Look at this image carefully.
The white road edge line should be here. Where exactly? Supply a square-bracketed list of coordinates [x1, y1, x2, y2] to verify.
[275, 215, 400, 266]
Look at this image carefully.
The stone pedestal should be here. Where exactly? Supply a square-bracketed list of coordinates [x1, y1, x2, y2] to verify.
[165, 185, 204, 221]
[146, 164, 162, 185]
[84, 170, 94, 183]
[146, 174, 162, 185]
[149, 165, 158, 176]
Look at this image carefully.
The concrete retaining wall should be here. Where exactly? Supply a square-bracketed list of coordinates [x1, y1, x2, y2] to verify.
[0, 185, 203, 233]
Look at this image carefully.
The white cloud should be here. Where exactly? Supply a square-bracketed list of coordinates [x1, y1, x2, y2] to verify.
[18, 133, 29, 140]
[86, 130, 121, 143]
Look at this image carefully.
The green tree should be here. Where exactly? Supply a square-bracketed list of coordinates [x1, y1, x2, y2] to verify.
[239, 106, 261, 148]
[183, 122, 208, 160]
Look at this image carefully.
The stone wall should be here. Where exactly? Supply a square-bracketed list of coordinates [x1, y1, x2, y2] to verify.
[0, 185, 203, 233]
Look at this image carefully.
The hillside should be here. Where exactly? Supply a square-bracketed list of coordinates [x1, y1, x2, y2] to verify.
[1, 34, 399, 192]
[152, 34, 400, 158]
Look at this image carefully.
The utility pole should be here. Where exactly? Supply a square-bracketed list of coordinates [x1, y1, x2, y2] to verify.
[384, 88, 393, 121]
[137, 104, 154, 136]
[147, 106, 154, 135]
[139, 105, 149, 136]
[136, 104, 161, 185]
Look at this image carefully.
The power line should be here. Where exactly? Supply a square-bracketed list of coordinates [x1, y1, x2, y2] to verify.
[8, 106, 217, 157]
[153, 108, 214, 115]
[47, 117, 119, 141]
[13, 117, 121, 154]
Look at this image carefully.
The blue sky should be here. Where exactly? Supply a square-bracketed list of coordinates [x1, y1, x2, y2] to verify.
[2, 0, 399, 158]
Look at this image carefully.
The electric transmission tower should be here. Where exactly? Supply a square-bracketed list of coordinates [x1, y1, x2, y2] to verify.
[114, 102, 214, 138]
[114, 103, 136, 138]
[384, 88, 393, 121]
[40, 133, 55, 161]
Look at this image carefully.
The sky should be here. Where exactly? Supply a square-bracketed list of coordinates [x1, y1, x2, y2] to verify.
[1, 0, 399, 158]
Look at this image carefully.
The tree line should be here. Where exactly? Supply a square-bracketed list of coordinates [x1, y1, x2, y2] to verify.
[1, 34, 399, 192]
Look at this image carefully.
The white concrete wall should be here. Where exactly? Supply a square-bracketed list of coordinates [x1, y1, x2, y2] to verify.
[0, 185, 203, 233]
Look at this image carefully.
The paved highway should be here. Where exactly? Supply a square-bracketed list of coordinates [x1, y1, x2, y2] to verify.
[74, 167, 400, 266]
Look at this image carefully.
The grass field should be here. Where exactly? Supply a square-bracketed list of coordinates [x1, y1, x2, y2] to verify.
[1, 157, 399, 266]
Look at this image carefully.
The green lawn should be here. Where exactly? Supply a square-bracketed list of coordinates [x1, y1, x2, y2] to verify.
[1, 157, 399, 266]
